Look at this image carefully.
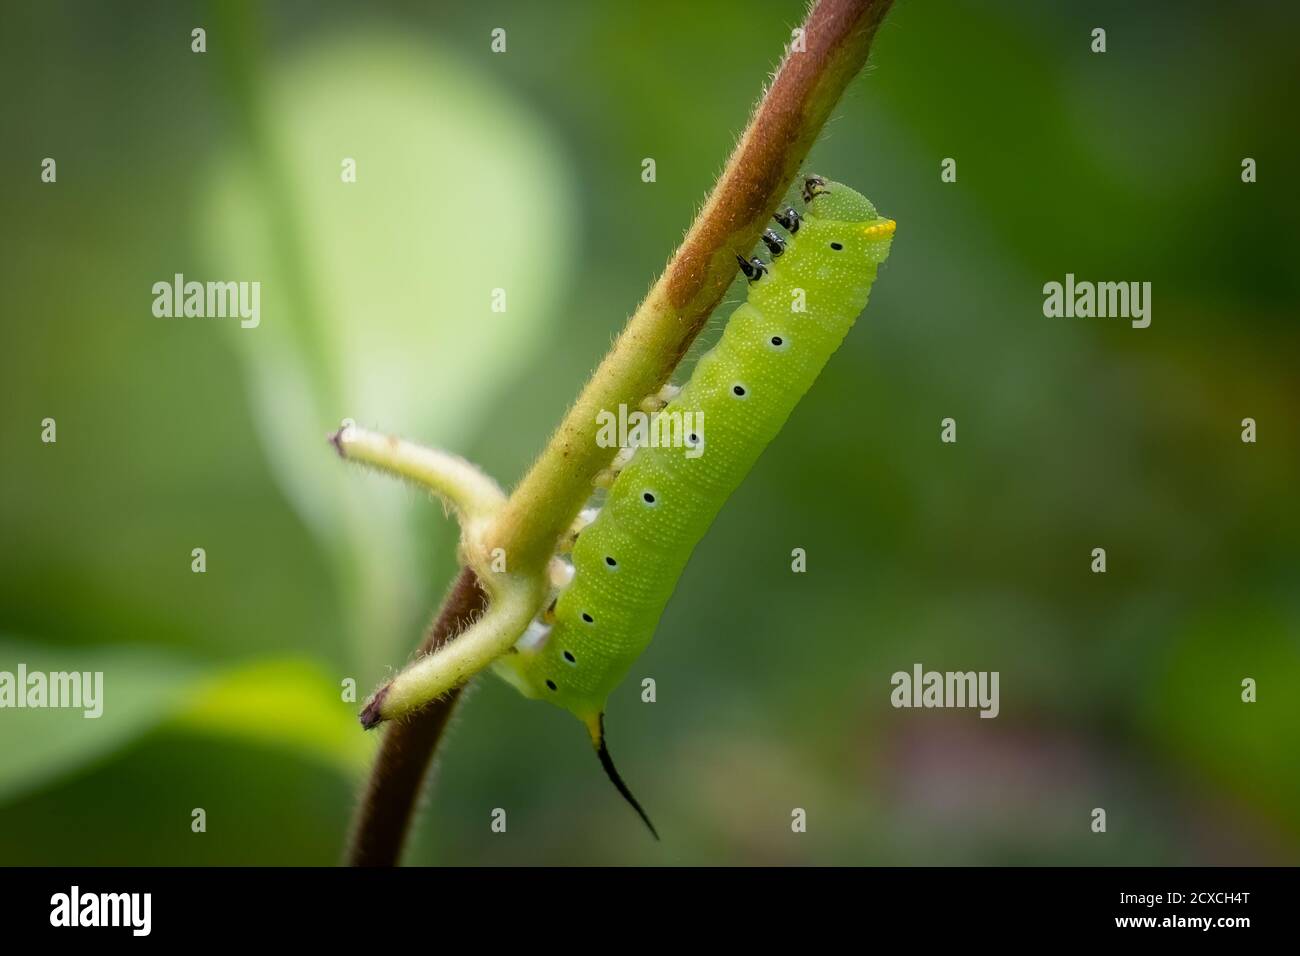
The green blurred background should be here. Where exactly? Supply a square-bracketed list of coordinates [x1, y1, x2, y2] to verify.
[2, 0, 1297, 865]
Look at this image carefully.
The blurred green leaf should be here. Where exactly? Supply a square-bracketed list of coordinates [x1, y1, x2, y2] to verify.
[173, 658, 372, 777]
[199, 30, 576, 675]
[0, 637, 204, 804]
[0, 637, 368, 806]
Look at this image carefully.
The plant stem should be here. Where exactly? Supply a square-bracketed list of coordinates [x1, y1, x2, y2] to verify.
[489, 0, 895, 575]
[330, 422, 506, 520]
[345, 567, 486, 867]
[345, 0, 894, 866]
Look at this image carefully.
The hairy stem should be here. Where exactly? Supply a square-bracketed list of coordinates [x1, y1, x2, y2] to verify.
[345, 0, 894, 866]
[330, 422, 506, 520]
[345, 567, 486, 867]
[361, 572, 542, 725]
[489, 0, 895, 575]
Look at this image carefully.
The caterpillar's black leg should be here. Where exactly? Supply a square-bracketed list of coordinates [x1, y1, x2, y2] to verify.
[802, 175, 829, 203]
[761, 228, 786, 257]
[774, 207, 801, 234]
[736, 255, 768, 282]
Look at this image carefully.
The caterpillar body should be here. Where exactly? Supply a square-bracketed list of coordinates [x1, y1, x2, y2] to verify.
[493, 177, 896, 834]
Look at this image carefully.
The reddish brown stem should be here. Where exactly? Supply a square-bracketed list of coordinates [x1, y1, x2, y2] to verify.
[345, 568, 486, 866]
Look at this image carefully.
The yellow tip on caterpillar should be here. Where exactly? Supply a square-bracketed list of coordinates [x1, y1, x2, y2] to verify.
[861, 219, 896, 240]
[583, 712, 603, 748]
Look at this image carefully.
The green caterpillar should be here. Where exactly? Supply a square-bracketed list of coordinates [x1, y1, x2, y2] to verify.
[493, 177, 896, 834]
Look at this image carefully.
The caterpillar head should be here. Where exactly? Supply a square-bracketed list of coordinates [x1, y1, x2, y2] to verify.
[803, 175, 896, 265]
